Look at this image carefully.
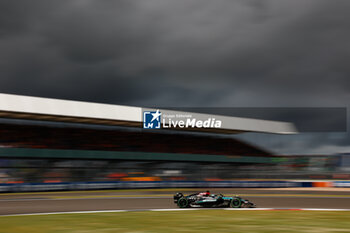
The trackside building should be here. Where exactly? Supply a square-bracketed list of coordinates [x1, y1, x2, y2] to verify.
[0, 93, 298, 191]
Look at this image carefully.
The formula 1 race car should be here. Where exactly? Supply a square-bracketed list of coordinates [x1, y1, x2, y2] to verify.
[173, 191, 256, 208]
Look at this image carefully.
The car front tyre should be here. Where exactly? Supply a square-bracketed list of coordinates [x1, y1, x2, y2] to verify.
[230, 198, 242, 208]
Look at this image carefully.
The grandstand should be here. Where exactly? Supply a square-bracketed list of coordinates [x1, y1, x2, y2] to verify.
[0, 123, 272, 156]
[0, 93, 298, 187]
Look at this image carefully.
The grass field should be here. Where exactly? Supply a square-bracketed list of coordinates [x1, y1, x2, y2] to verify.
[1, 210, 350, 233]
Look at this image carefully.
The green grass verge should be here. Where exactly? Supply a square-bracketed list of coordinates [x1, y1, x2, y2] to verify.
[1, 210, 350, 233]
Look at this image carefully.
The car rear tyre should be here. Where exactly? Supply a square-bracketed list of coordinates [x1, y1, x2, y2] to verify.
[230, 198, 242, 208]
[177, 197, 189, 208]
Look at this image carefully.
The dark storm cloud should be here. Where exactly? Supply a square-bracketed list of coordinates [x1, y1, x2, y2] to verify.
[0, 0, 349, 106]
[0, 0, 350, 153]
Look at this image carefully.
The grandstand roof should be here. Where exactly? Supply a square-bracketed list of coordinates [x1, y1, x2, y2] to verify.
[0, 93, 297, 134]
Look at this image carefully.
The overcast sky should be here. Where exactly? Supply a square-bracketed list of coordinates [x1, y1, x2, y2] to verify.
[0, 0, 349, 154]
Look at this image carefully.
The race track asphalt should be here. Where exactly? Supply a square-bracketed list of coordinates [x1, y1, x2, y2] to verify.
[1, 188, 350, 215]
